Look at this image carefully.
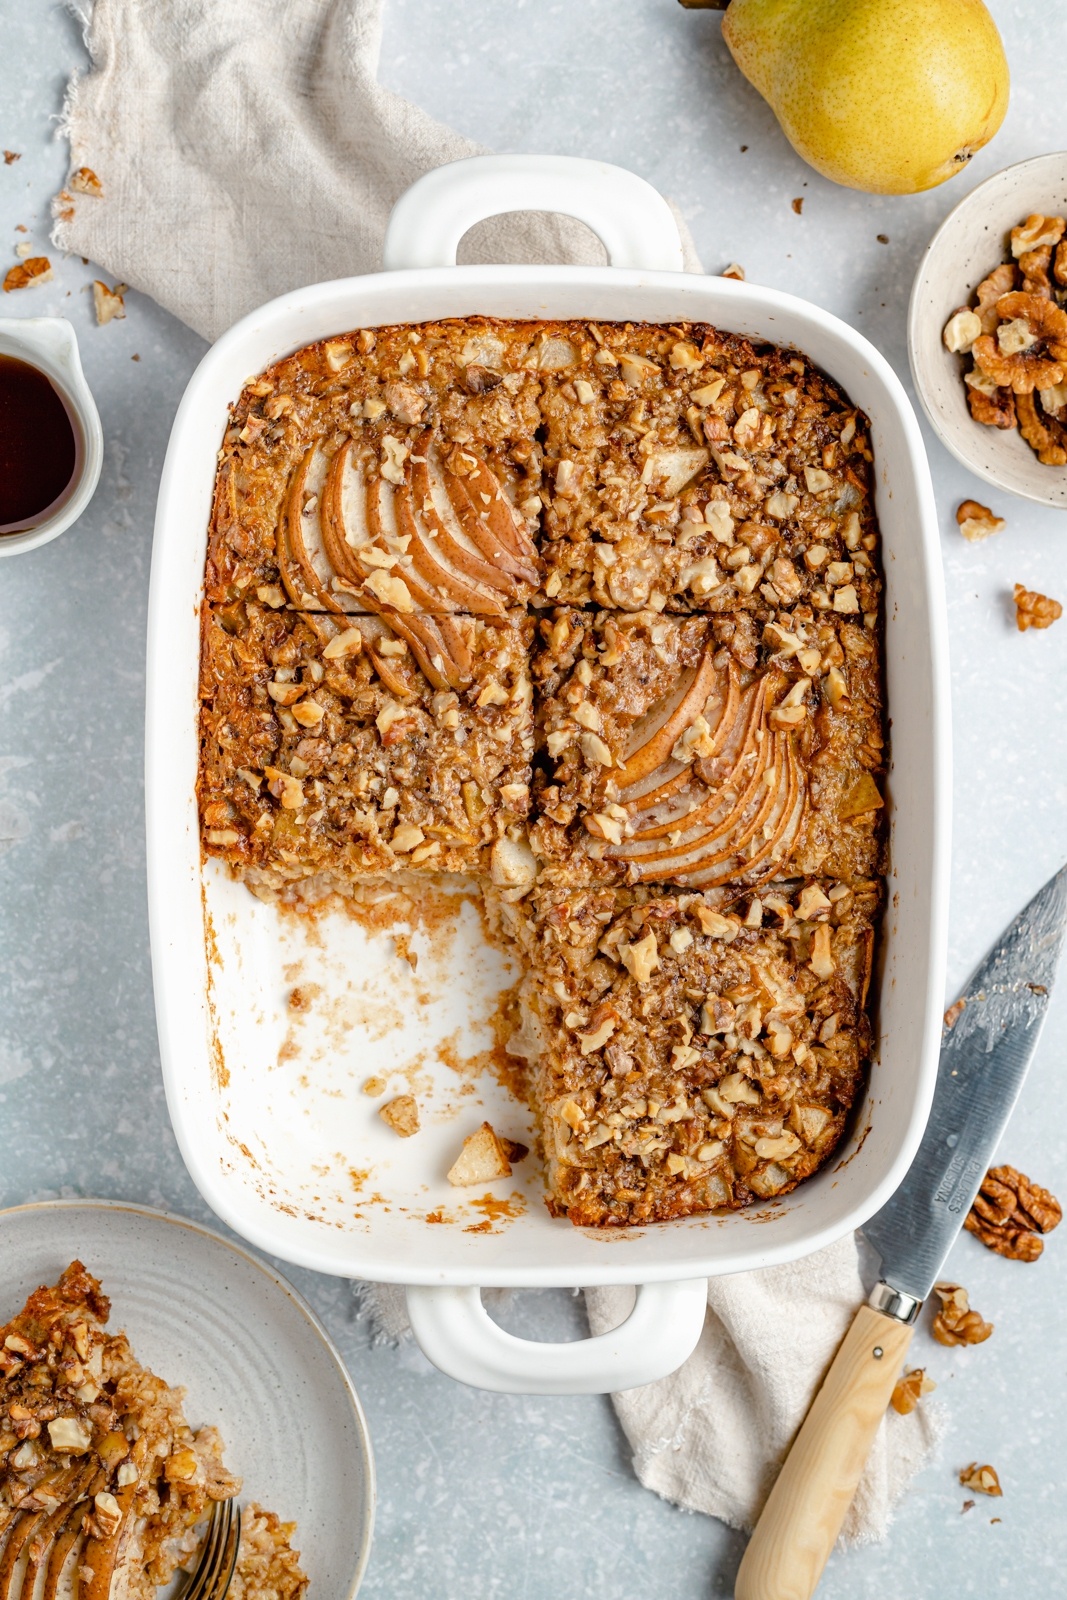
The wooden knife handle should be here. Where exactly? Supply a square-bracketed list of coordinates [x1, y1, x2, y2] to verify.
[734, 1305, 914, 1600]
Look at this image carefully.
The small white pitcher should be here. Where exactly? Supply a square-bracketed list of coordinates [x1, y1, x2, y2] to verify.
[0, 316, 104, 557]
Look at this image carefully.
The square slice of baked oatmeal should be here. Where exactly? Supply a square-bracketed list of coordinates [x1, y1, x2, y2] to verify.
[206, 319, 546, 616]
[486, 878, 877, 1226]
[530, 607, 885, 893]
[538, 321, 881, 618]
[199, 600, 535, 893]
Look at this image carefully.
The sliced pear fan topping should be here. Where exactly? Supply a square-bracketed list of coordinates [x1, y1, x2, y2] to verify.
[279, 432, 541, 662]
[588, 656, 807, 888]
[294, 430, 541, 687]
[613, 649, 722, 790]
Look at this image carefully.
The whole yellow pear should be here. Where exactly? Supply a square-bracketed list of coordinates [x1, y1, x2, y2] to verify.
[721, 0, 1010, 194]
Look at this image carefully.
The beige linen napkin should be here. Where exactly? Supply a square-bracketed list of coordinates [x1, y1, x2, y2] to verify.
[53, 0, 701, 340]
[55, 0, 941, 1544]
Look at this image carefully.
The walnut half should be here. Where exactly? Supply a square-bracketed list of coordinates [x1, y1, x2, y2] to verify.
[964, 1164, 1062, 1260]
[930, 1282, 993, 1347]
[959, 1462, 1002, 1497]
[890, 1367, 936, 1416]
[1013, 584, 1063, 633]
[956, 500, 1005, 543]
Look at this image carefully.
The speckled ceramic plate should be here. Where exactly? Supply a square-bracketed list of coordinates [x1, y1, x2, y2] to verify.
[908, 151, 1067, 508]
[0, 1199, 375, 1595]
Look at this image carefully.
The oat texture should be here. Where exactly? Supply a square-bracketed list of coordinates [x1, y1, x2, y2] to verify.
[199, 317, 886, 1226]
[0, 1262, 307, 1598]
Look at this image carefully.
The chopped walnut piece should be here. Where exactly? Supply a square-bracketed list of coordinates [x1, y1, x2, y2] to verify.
[69, 166, 104, 197]
[619, 929, 660, 984]
[943, 996, 967, 1030]
[721, 262, 745, 281]
[1014, 583, 1062, 632]
[447, 1121, 513, 1186]
[93, 280, 126, 325]
[956, 500, 1005, 543]
[931, 1282, 993, 1347]
[890, 1367, 936, 1416]
[288, 984, 320, 1012]
[384, 379, 426, 424]
[379, 1094, 420, 1137]
[47, 1416, 91, 1452]
[964, 1164, 1062, 1260]
[2, 151, 20, 164]
[959, 1462, 1002, 1497]
[3, 256, 53, 291]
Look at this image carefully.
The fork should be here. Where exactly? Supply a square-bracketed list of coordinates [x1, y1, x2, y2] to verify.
[180, 1500, 242, 1600]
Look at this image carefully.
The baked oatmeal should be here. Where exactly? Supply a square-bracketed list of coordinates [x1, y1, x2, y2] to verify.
[199, 600, 534, 890]
[531, 608, 884, 890]
[198, 315, 887, 1225]
[0, 1262, 307, 1598]
[538, 321, 881, 616]
[206, 320, 547, 615]
[485, 878, 876, 1226]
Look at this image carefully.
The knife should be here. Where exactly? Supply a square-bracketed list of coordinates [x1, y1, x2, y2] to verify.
[735, 862, 1067, 1600]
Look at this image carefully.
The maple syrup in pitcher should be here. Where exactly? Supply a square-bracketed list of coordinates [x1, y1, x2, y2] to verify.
[0, 354, 79, 534]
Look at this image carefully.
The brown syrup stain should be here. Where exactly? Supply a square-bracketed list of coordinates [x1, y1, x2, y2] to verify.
[461, 1190, 527, 1233]
[395, 1048, 434, 1100]
[202, 892, 231, 1089]
[288, 981, 322, 1012]
[833, 1115, 874, 1172]
[226, 1132, 262, 1172]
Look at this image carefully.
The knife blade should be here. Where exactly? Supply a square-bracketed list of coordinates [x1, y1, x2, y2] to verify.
[735, 862, 1067, 1600]
[863, 859, 1067, 1310]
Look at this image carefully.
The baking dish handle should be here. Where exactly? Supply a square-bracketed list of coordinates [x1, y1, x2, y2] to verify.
[405, 1278, 707, 1394]
[383, 153, 686, 273]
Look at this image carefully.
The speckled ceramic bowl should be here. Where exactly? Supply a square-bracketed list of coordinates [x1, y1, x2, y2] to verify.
[908, 151, 1067, 509]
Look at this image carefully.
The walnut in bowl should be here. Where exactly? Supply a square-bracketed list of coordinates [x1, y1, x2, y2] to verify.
[908, 152, 1067, 509]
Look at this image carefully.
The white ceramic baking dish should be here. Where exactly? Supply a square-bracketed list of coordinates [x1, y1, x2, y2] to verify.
[146, 155, 951, 1395]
